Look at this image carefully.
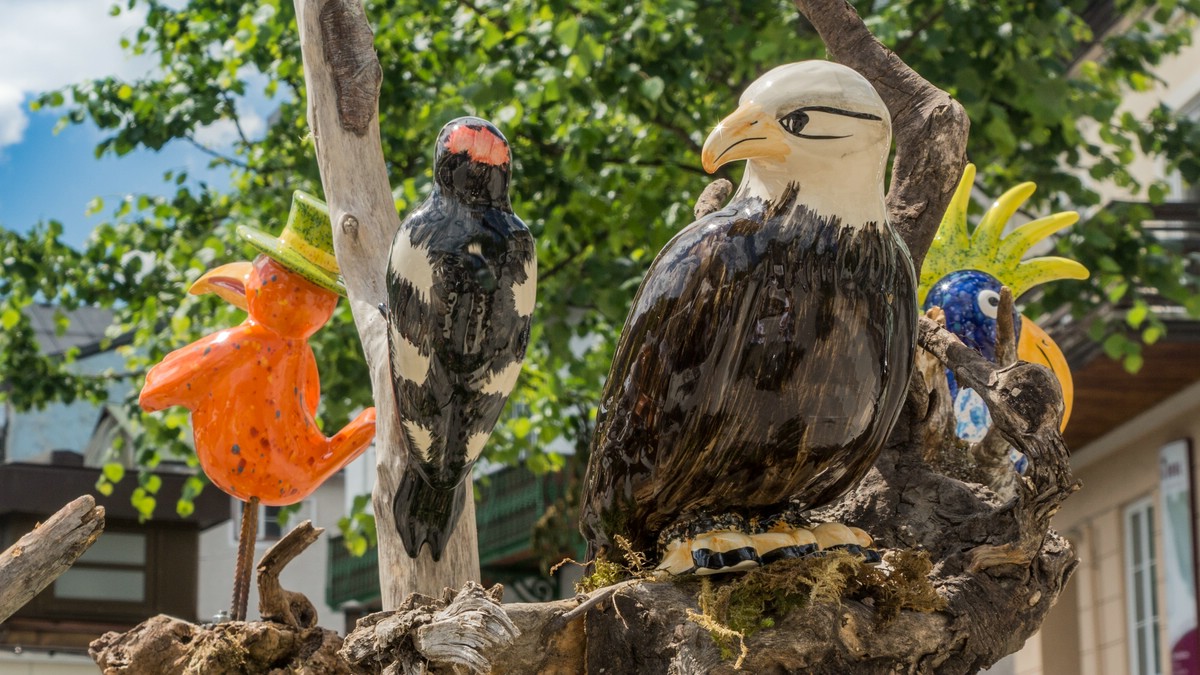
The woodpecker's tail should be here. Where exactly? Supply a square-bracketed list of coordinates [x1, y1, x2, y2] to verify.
[392, 471, 466, 562]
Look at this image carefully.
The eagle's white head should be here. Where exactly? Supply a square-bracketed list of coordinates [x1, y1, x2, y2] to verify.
[701, 61, 892, 227]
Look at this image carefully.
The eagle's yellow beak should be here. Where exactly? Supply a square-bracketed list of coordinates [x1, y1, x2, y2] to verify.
[701, 103, 788, 173]
[1017, 316, 1073, 431]
[189, 261, 253, 312]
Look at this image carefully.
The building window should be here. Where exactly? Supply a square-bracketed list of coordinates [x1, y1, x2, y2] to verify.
[53, 531, 147, 603]
[1165, 96, 1200, 202]
[1126, 497, 1162, 675]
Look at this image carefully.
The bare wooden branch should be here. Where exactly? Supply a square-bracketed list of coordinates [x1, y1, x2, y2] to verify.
[92, 522, 351, 674]
[341, 582, 517, 674]
[994, 287, 1017, 368]
[793, 0, 970, 271]
[0, 495, 104, 623]
[693, 178, 733, 219]
[970, 286, 1021, 497]
[293, 0, 480, 605]
[90, 615, 352, 675]
[257, 520, 323, 628]
[414, 583, 520, 672]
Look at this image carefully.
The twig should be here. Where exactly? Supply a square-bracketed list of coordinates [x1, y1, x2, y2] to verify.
[257, 519, 323, 628]
[184, 135, 254, 170]
[220, 93, 253, 146]
[693, 179, 733, 219]
[547, 578, 641, 634]
[994, 287, 1016, 367]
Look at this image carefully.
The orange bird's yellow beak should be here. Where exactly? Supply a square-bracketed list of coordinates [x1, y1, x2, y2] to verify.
[189, 261, 253, 312]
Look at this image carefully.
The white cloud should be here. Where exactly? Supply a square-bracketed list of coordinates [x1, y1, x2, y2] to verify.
[0, 85, 28, 146]
[192, 111, 266, 149]
[0, 0, 152, 148]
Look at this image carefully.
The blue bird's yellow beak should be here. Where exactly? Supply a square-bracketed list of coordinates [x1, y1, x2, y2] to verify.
[1017, 315, 1073, 431]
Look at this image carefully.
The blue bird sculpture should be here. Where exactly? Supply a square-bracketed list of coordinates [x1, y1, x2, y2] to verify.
[919, 164, 1089, 447]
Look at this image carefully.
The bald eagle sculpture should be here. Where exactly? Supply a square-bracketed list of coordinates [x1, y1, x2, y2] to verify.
[579, 61, 917, 575]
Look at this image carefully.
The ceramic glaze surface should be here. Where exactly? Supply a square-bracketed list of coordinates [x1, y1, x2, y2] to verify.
[140, 255, 377, 505]
[580, 61, 917, 561]
[386, 116, 536, 561]
[919, 164, 1089, 434]
[924, 269, 1021, 398]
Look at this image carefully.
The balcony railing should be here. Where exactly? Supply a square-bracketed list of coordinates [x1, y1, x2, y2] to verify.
[327, 464, 571, 608]
[327, 535, 380, 608]
[477, 466, 569, 567]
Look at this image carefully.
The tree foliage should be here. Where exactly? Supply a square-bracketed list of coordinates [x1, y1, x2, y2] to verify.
[2, 0, 1199, 524]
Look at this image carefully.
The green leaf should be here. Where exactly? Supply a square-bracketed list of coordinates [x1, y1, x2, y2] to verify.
[511, 417, 532, 439]
[143, 473, 163, 494]
[103, 462, 126, 483]
[554, 16, 580, 50]
[1, 309, 19, 331]
[117, 84, 134, 101]
[1126, 301, 1148, 328]
[95, 477, 114, 497]
[640, 77, 665, 101]
[1123, 351, 1145, 374]
[1102, 334, 1126, 360]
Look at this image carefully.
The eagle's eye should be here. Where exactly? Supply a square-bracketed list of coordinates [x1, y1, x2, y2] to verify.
[780, 110, 810, 137]
[977, 289, 1001, 319]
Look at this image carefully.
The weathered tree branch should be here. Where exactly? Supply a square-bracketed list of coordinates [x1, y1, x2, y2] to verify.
[90, 522, 352, 674]
[693, 178, 734, 220]
[974, 287, 1022, 498]
[341, 582, 521, 674]
[0, 495, 104, 623]
[339, 311, 1078, 673]
[257, 520, 323, 628]
[293, 0, 481, 605]
[794, 0, 969, 271]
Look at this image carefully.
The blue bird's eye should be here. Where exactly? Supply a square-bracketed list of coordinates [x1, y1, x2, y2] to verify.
[977, 289, 1000, 319]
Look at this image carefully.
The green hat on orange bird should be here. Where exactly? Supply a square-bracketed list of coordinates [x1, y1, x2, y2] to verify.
[237, 191, 346, 296]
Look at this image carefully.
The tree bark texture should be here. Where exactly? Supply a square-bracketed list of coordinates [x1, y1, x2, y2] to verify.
[293, 0, 481, 606]
[0, 494, 104, 623]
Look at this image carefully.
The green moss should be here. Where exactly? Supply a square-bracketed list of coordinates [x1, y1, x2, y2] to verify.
[689, 549, 947, 661]
[575, 535, 655, 593]
[576, 557, 627, 593]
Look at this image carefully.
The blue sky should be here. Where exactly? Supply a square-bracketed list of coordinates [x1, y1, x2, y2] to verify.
[0, 0, 250, 248]
[0, 108, 229, 247]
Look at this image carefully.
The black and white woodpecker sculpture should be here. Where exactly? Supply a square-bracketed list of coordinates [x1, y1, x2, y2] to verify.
[580, 61, 918, 575]
[385, 117, 536, 561]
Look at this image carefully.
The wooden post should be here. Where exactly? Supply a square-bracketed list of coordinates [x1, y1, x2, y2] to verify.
[0, 495, 105, 623]
[292, 0, 481, 606]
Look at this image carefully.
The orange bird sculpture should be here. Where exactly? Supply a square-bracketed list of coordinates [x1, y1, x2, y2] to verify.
[139, 191, 375, 619]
